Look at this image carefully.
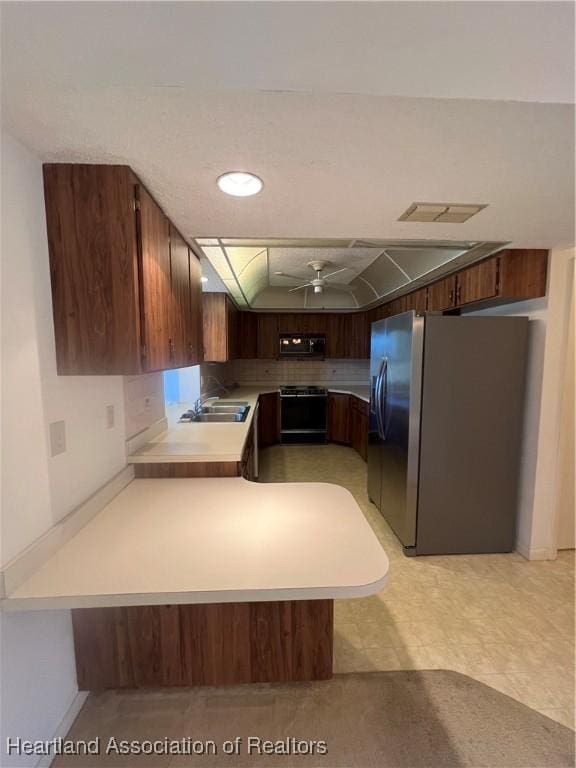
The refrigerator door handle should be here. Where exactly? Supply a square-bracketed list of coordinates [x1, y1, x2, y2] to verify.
[375, 357, 386, 439]
[380, 357, 389, 440]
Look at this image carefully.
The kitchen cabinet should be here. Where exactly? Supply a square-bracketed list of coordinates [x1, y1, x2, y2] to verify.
[350, 397, 369, 461]
[327, 393, 351, 444]
[240, 423, 256, 481]
[257, 314, 279, 359]
[404, 287, 428, 313]
[325, 313, 368, 359]
[498, 249, 548, 299]
[427, 275, 457, 312]
[170, 225, 202, 367]
[237, 312, 258, 358]
[455, 257, 498, 306]
[43, 163, 203, 374]
[137, 185, 173, 371]
[202, 292, 238, 362]
[258, 392, 281, 447]
[277, 313, 327, 335]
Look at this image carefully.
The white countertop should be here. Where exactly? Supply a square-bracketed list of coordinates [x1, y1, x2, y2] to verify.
[128, 386, 370, 465]
[2, 478, 389, 611]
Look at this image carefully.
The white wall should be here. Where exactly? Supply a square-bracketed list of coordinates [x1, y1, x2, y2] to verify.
[124, 373, 165, 440]
[1, 133, 128, 765]
[471, 250, 575, 559]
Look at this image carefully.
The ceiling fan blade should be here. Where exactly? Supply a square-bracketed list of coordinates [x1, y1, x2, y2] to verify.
[274, 271, 307, 281]
[322, 267, 349, 280]
[288, 283, 312, 293]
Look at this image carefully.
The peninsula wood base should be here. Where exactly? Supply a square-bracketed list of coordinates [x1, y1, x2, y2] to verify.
[71, 599, 333, 690]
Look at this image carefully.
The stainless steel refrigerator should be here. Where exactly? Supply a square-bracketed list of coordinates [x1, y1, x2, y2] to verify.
[368, 312, 529, 556]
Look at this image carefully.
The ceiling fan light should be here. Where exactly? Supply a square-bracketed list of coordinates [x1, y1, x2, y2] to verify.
[314, 285, 322, 294]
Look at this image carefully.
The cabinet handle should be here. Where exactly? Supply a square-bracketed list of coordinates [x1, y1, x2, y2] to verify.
[449, 289, 454, 304]
[169, 339, 175, 358]
[456, 285, 462, 304]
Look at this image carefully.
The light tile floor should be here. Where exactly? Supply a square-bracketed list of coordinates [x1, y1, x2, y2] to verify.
[259, 444, 575, 730]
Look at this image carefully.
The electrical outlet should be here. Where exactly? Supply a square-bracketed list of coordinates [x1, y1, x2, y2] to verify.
[144, 397, 151, 411]
[49, 420, 66, 457]
[106, 404, 115, 429]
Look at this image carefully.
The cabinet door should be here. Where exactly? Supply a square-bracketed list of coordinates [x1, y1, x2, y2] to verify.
[257, 314, 279, 359]
[203, 293, 228, 362]
[169, 225, 194, 368]
[456, 258, 498, 306]
[188, 253, 204, 365]
[428, 275, 457, 312]
[498, 250, 548, 299]
[349, 313, 369, 358]
[237, 313, 258, 358]
[327, 394, 350, 444]
[325, 315, 342, 358]
[43, 164, 142, 374]
[226, 297, 238, 360]
[258, 393, 280, 447]
[404, 288, 428, 312]
[137, 186, 173, 371]
[350, 399, 368, 461]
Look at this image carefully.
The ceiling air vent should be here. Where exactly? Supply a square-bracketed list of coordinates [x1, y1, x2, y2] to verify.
[399, 203, 487, 223]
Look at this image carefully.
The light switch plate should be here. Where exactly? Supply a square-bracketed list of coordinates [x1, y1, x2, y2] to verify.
[49, 420, 66, 457]
[106, 404, 115, 429]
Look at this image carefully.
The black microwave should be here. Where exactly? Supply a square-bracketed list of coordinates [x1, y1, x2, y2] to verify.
[279, 334, 326, 357]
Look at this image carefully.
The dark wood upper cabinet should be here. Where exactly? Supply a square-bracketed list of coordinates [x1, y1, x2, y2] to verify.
[498, 249, 548, 299]
[257, 314, 279, 359]
[169, 224, 196, 368]
[455, 257, 498, 307]
[188, 253, 204, 366]
[237, 312, 258, 359]
[43, 164, 142, 374]
[404, 287, 428, 312]
[427, 275, 457, 312]
[43, 163, 203, 375]
[202, 293, 237, 362]
[136, 185, 172, 371]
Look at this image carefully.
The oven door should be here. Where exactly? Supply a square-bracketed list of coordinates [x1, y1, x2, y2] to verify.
[281, 395, 327, 444]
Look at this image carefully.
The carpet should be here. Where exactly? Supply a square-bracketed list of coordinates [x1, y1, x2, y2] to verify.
[53, 671, 574, 767]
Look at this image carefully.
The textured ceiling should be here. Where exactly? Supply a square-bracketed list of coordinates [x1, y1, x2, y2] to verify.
[196, 239, 504, 310]
[2, 1, 574, 312]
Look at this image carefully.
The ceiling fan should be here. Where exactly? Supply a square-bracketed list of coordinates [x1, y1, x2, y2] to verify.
[274, 260, 353, 294]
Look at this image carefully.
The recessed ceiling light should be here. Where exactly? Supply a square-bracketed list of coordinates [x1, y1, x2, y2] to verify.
[201, 276, 208, 283]
[217, 171, 263, 197]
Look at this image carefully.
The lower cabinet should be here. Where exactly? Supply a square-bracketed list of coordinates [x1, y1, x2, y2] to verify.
[350, 398, 368, 461]
[240, 423, 256, 480]
[327, 394, 351, 444]
[327, 393, 368, 460]
[259, 392, 281, 447]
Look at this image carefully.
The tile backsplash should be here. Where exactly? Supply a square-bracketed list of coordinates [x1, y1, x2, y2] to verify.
[230, 359, 370, 386]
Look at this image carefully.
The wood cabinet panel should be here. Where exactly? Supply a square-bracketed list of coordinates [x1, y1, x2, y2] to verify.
[169, 225, 193, 367]
[257, 314, 279, 359]
[188, 253, 204, 365]
[404, 287, 428, 312]
[237, 312, 258, 358]
[428, 275, 457, 312]
[136, 185, 173, 371]
[498, 249, 548, 299]
[456, 258, 498, 306]
[327, 393, 351, 444]
[259, 392, 280, 447]
[134, 462, 239, 478]
[43, 164, 142, 374]
[203, 293, 233, 362]
[350, 398, 368, 461]
[72, 600, 333, 689]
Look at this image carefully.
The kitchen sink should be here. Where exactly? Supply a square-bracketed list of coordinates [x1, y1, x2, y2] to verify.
[193, 412, 249, 422]
[179, 404, 250, 423]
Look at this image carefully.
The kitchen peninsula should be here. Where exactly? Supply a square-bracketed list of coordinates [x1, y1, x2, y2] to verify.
[2, 476, 389, 689]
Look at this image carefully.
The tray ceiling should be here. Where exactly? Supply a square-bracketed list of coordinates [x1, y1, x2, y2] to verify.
[195, 239, 507, 310]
